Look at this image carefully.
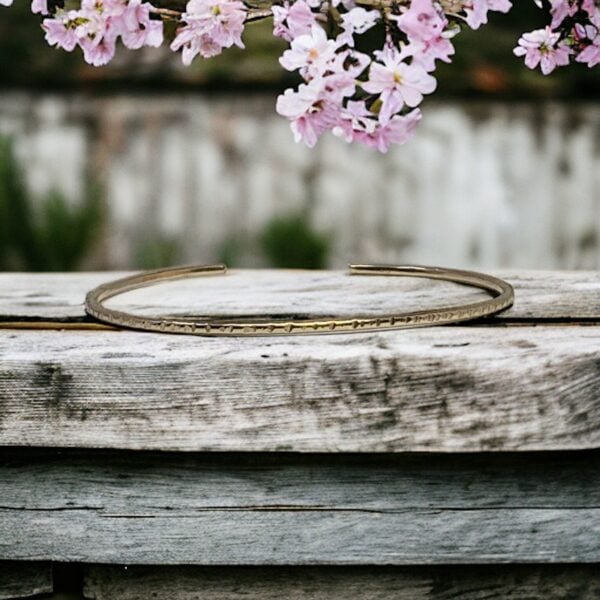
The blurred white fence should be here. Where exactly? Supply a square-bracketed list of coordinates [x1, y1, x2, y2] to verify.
[0, 93, 598, 269]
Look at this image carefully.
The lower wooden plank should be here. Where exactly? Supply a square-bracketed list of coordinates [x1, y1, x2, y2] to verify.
[0, 561, 52, 600]
[3, 507, 598, 565]
[83, 565, 600, 600]
[0, 451, 598, 565]
[0, 326, 599, 453]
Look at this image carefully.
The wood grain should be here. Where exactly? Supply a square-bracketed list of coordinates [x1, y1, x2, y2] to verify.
[2, 451, 598, 511]
[1, 272, 598, 583]
[2, 502, 597, 565]
[0, 325, 598, 452]
[83, 565, 600, 600]
[0, 562, 52, 600]
[0, 271, 598, 452]
[0, 270, 598, 322]
[0, 451, 598, 565]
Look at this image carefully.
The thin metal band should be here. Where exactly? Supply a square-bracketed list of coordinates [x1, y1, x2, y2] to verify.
[84, 264, 514, 336]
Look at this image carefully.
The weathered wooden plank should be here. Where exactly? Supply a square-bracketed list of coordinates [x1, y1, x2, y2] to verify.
[0, 270, 598, 322]
[0, 326, 598, 452]
[1, 507, 597, 564]
[0, 561, 52, 600]
[83, 565, 600, 600]
[2, 451, 598, 511]
[0, 451, 598, 564]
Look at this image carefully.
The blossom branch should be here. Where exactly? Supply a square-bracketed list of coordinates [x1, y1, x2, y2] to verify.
[1, 0, 598, 152]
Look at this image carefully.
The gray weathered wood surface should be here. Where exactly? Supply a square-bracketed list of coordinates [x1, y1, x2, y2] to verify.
[1, 451, 598, 565]
[0, 270, 598, 452]
[0, 326, 598, 452]
[0, 271, 599, 591]
[0, 561, 52, 600]
[83, 565, 600, 600]
[0, 270, 598, 321]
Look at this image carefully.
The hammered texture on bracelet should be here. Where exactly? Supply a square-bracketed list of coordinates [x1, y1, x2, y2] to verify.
[84, 264, 514, 336]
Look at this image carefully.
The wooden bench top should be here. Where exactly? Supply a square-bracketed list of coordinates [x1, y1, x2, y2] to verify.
[1, 269, 599, 590]
[0, 269, 598, 453]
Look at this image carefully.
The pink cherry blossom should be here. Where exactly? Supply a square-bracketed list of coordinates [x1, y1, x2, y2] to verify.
[519, 0, 600, 73]
[393, 0, 454, 71]
[576, 23, 600, 67]
[549, 0, 577, 28]
[7, 0, 600, 152]
[332, 100, 378, 143]
[272, 0, 316, 42]
[464, 0, 512, 30]
[120, 0, 164, 49]
[338, 7, 379, 46]
[42, 12, 82, 53]
[171, 0, 246, 64]
[280, 25, 338, 77]
[362, 45, 437, 121]
[31, 0, 48, 14]
[395, 0, 445, 40]
[276, 80, 339, 147]
[82, 33, 119, 67]
[42, 0, 163, 66]
[514, 26, 571, 74]
[365, 109, 422, 153]
[583, 0, 600, 22]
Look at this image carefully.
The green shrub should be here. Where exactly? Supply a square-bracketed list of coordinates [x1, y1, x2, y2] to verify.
[133, 235, 181, 269]
[0, 135, 104, 271]
[260, 213, 330, 270]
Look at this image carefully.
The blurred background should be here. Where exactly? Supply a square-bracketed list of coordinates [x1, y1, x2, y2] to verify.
[0, 2, 598, 272]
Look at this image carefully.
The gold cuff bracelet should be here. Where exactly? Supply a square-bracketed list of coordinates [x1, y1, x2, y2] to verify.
[84, 264, 514, 336]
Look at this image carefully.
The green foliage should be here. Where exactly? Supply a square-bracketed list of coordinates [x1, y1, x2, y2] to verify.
[132, 235, 181, 269]
[259, 213, 330, 270]
[217, 234, 246, 267]
[0, 136, 104, 271]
